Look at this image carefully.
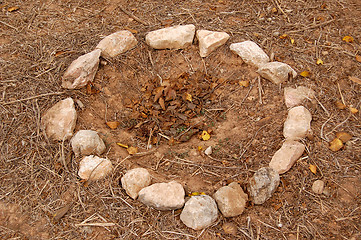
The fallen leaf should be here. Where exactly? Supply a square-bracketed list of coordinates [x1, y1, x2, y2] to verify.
[356, 55, 361, 63]
[342, 36, 354, 43]
[86, 82, 100, 95]
[124, 27, 138, 34]
[53, 203, 72, 222]
[316, 59, 324, 65]
[161, 19, 174, 27]
[335, 100, 346, 110]
[116, 143, 129, 149]
[159, 97, 166, 110]
[336, 132, 352, 143]
[198, 146, 203, 151]
[329, 138, 343, 152]
[106, 121, 120, 129]
[55, 51, 66, 57]
[348, 76, 361, 85]
[300, 71, 311, 77]
[201, 130, 211, 141]
[271, 7, 277, 13]
[188, 192, 206, 196]
[185, 93, 192, 102]
[350, 107, 358, 114]
[239, 80, 250, 87]
[279, 34, 288, 39]
[309, 164, 317, 174]
[290, 38, 295, 44]
[8, 6, 19, 12]
[127, 146, 138, 155]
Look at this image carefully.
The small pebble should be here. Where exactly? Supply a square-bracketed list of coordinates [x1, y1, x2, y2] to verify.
[312, 180, 325, 194]
[273, 32, 280, 37]
[205, 146, 212, 155]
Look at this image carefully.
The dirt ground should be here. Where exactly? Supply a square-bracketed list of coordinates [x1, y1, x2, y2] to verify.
[1, 0, 360, 239]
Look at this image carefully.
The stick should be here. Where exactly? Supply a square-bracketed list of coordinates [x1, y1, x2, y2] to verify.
[1, 92, 65, 105]
[0, 20, 18, 31]
[118, 5, 148, 25]
[273, 0, 290, 23]
[286, 19, 335, 34]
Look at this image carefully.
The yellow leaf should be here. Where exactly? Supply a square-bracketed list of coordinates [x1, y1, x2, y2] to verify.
[350, 107, 358, 114]
[329, 138, 343, 152]
[342, 36, 354, 43]
[279, 34, 288, 39]
[335, 132, 352, 143]
[185, 93, 192, 102]
[300, 71, 311, 77]
[188, 192, 206, 196]
[116, 143, 129, 149]
[271, 7, 277, 13]
[201, 130, 211, 141]
[124, 27, 138, 34]
[239, 80, 250, 87]
[290, 38, 295, 44]
[106, 121, 120, 129]
[127, 146, 138, 155]
[356, 55, 361, 63]
[7, 6, 19, 12]
[309, 164, 317, 174]
[316, 59, 324, 65]
[197, 146, 203, 151]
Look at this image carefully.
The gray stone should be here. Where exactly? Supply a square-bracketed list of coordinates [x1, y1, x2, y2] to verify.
[284, 86, 315, 108]
[71, 130, 106, 157]
[180, 195, 218, 230]
[249, 167, 280, 204]
[145, 24, 195, 50]
[96, 30, 138, 58]
[138, 181, 185, 210]
[213, 182, 248, 217]
[230, 41, 269, 68]
[257, 62, 297, 84]
[78, 155, 112, 180]
[62, 49, 101, 89]
[312, 180, 325, 194]
[41, 98, 77, 141]
[283, 106, 312, 140]
[196, 30, 230, 57]
[269, 140, 305, 174]
[121, 168, 151, 199]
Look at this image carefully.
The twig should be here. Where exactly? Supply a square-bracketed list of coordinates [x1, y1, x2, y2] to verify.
[286, 19, 335, 34]
[272, 0, 290, 23]
[118, 5, 148, 25]
[0, 92, 65, 105]
[0, 20, 18, 31]
[337, 82, 346, 106]
[75, 222, 116, 227]
[257, 76, 263, 104]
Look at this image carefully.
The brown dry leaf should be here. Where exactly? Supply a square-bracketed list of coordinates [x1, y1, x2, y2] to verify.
[124, 26, 138, 34]
[309, 164, 317, 174]
[279, 34, 288, 39]
[106, 121, 120, 129]
[161, 19, 174, 27]
[116, 143, 129, 149]
[153, 86, 164, 102]
[55, 50, 66, 57]
[335, 100, 346, 110]
[201, 130, 211, 141]
[159, 97, 166, 110]
[336, 132, 352, 143]
[350, 107, 358, 114]
[239, 80, 250, 87]
[53, 203, 72, 222]
[342, 36, 354, 43]
[127, 146, 138, 155]
[86, 82, 100, 95]
[300, 71, 311, 77]
[222, 222, 237, 236]
[348, 76, 361, 85]
[329, 138, 343, 152]
[8, 6, 19, 12]
[356, 55, 361, 63]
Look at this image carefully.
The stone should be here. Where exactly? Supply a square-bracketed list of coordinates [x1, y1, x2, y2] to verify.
[138, 181, 185, 210]
[283, 106, 312, 140]
[257, 62, 297, 84]
[269, 140, 305, 174]
[70, 130, 106, 157]
[196, 30, 230, 57]
[213, 182, 248, 217]
[180, 195, 218, 230]
[62, 49, 101, 89]
[205, 146, 212, 155]
[249, 167, 280, 204]
[312, 180, 325, 194]
[96, 30, 138, 58]
[230, 41, 269, 68]
[284, 86, 315, 108]
[145, 24, 195, 50]
[41, 98, 77, 141]
[121, 168, 151, 199]
[78, 155, 112, 180]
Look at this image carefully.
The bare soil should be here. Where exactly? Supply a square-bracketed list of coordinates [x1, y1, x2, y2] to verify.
[0, 0, 360, 239]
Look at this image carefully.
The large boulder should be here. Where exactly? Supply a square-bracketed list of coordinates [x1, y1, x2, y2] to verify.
[257, 62, 297, 84]
[230, 41, 269, 68]
[196, 30, 230, 57]
[78, 155, 112, 181]
[284, 86, 315, 108]
[71, 130, 106, 157]
[121, 168, 151, 199]
[249, 167, 280, 205]
[96, 30, 138, 58]
[283, 106, 312, 140]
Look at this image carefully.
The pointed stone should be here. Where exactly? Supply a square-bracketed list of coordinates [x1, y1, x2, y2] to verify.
[257, 62, 297, 84]
[96, 30, 138, 58]
[121, 168, 151, 199]
[249, 167, 280, 205]
[284, 86, 315, 108]
[196, 30, 230, 57]
[41, 98, 77, 141]
[283, 106, 312, 140]
[62, 49, 101, 89]
[78, 155, 112, 180]
[145, 24, 195, 49]
[71, 130, 106, 157]
[230, 41, 269, 68]
[269, 140, 305, 174]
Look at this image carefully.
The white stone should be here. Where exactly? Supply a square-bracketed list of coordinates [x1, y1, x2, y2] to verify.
[121, 168, 151, 199]
[257, 62, 297, 84]
[249, 167, 280, 205]
[196, 30, 230, 57]
[312, 180, 325, 194]
[283, 106, 312, 140]
[269, 140, 305, 174]
[62, 49, 101, 89]
[180, 195, 218, 230]
[78, 155, 112, 180]
[205, 146, 212, 156]
[145, 24, 195, 50]
[213, 182, 248, 217]
[138, 181, 185, 210]
[230, 41, 269, 68]
[284, 86, 315, 108]
[41, 98, 77, 141]
[96, 30, 138, 58]
[70, 130, 106, 157]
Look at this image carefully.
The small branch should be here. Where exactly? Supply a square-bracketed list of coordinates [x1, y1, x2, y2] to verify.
[273, 0, 290, 23]
[118, 5, 148, 25]
[1, 92, 65, 105]
[286, 19, 335, 34]
[0, 20, 18, 31]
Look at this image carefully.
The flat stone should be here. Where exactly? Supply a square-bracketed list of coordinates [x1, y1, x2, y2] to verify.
[284, 86, 315, 108]
[62, 49, 101, 89]
[213, 182, 248, 217]
[269, 140, 305, 174]
[230, 41, 269, 68]
[249, 167, 280, 205]
[71, 130, 106, 157]
[196, 30, 230, 57]
[312, 180, 325, 194]
[41, 98, 77, 141]
[138, 181, 185, 210]
[145, 24, 195, 49]
[96, 30, 138, 58]
[180, 195, 218, 230]
[78, 155, 112, 180]
[257, 62, 297, 84]
[121, 168, 151, 199]
[283, 106, 312, 140]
